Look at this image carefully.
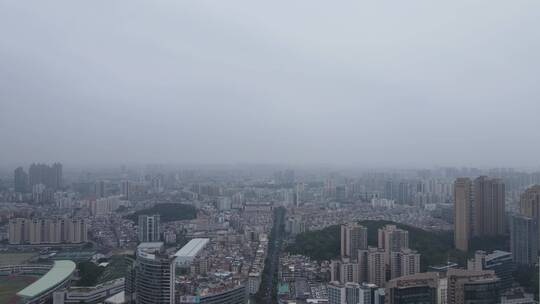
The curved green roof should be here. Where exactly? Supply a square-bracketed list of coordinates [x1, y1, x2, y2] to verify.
[17, 260, 76, 298]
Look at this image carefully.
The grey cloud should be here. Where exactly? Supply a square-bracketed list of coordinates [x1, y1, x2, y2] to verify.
[1, 0, 539, 167]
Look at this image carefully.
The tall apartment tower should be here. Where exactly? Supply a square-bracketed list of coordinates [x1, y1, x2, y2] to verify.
[390, 249, 421, 279]
[28, 163, 62, 190]
[95, 180, 106, 198]
[327, 282, 346, 304]
[473, 176, 505, 236]
[330, 258, 360, 284]
[328, 282, 376, 304]
[454, 178, 473, 251]
[520, 185, 540, 217]
[8, 217, 87, 244]
[454, 176, 506, 251]
[14, 167, 28, 193]
[520, 185, 540, 244]
[378, 225, 409, 265]
[52, 162, 63, 189]
[138, 215, 160, 242]
[510, 214, 539, 266]
[358, 247, 387, 286]
[341, 223, 368, 259]
[121, 180, 131, 200]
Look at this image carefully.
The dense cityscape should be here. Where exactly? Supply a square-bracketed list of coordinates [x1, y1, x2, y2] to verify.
[2, 1, 540, 304]
[0, 164, 539, 303]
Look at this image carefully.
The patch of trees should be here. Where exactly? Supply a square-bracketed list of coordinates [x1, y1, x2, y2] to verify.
[286, 220, 468, 270]
[126, 203, 197, 223]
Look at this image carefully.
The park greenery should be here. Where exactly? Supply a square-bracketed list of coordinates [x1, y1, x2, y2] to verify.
[76, 255, 133, 286]
[125, 203, 197, 223]
[285, 220, 511, 270]
[76, 261, 104, 286]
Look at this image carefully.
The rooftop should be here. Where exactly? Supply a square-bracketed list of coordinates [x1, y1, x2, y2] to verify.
[137, 242, 164, 253]
[486, 250, 511, 260]
[174, 238, 209, 258]
[138, 242, 164, 249]
[17, 260, 76, 298]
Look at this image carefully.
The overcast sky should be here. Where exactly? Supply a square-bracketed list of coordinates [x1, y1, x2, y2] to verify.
[1, 1, 539, 168]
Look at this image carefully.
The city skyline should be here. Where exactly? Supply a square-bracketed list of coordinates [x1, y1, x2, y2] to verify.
[1, 1, 540, 303]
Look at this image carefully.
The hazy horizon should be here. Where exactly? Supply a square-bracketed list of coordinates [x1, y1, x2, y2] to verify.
[2, 1, 539, 167]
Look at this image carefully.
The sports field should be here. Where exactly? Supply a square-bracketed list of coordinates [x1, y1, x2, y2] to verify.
[0, 275, 38, 304]
[0, 253, 37, 266]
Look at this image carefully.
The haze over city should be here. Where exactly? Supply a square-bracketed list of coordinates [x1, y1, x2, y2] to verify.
[2, 2, 540, 304]
[2, 0, 540, 167]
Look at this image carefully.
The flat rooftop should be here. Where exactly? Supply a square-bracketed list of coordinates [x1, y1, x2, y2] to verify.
[174, 238, 209, 258]
[17, 260, 76, 298]
[137, 242, 164, 253]
[486, 250, 511, 260]
[138, 242, 164, 249]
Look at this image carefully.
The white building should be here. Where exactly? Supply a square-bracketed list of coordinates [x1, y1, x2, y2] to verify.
[174, 238, 209, 267]
[371, 198, 395, 209]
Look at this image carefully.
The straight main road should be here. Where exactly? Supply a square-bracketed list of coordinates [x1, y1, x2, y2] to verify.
[255, 207, 286, 304]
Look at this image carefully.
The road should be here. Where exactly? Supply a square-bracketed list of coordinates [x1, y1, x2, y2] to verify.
[257, 207, 286, 304]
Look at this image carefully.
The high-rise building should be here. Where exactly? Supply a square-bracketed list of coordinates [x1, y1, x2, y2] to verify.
[454, 176, 506, 251]
[510, 214, 538, 266]
[29, 163, 62, 190]
[467, 250, 513, 291]
[446, 269, 500, 304]
[32, 183, 54, 203]
[357, 247, 386, 286]
[324, 179, 336, 198]
[294, 183, 303, 207]
[473, 176, 505, 237]
[328, 282, 346, 304]
[121, 180, 131, 200]
[52, 162, 63, 190]
[358, 283, 377, 304]
[151, 175, 164, 193]
[330, 258, 359, 284]
[385, 272, 439, 304]
[398, 182, 411, 204]
[378, 225, 409, 266]
[357, 249, 369, 284]
[14, 167, 28, 193]
[341, 223, 368, 259]
[8, 217, 87, 245]
[285, 215, 306, 236]
[127, 242, 175, 304]
[390, 248, 421, 279]
[454, 178, 473, 251]
[374, 288, 385, 304]
[125, 256, 137, 304]
[438, 277, 448, 304]
[328, 282, 375, 304]
[90, 195, 124, 216]
[95, 180, 106, 198]
[520, 185, 540, 217]
[384, 180, 395, 200]
[138, 215, 160, 242]
[520, 185, 540, 244]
